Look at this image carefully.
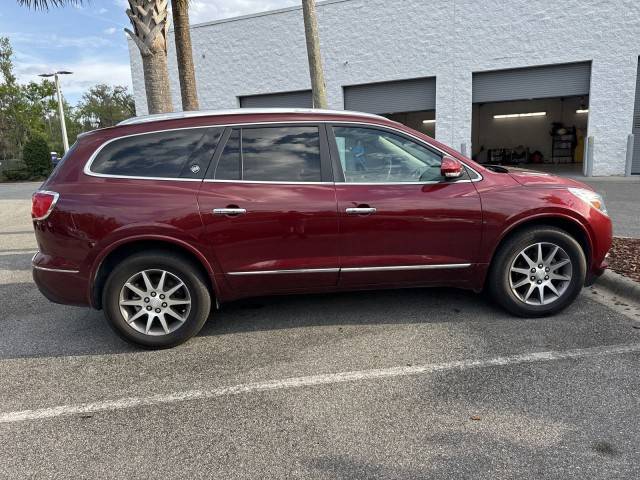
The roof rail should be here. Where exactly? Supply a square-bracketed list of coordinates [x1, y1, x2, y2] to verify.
[117, 108, 386, 126]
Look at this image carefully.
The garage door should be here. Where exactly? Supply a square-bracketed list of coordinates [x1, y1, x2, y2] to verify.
[632, 59, 640, 174]
[239, 90, 312, 108]
[343, 77, 436, 114]
[473, 62, 591, 103]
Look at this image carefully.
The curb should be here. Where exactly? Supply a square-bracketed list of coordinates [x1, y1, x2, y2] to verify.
[593, 270, 640, 305]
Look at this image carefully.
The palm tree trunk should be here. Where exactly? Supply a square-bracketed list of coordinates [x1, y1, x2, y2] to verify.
[141, 46, 173, 114]
[171, 0, 199, 111]
[301, 0, 328, 109]
[125, 0, 173, 114]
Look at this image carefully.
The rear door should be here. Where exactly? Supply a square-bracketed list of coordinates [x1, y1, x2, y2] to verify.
[197, 123, 340, 294]
[328, 124, 483, 287]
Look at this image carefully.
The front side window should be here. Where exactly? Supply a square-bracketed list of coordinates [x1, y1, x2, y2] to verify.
[214, 126, 322, 182]
[332, 126, 445, 183]
[91, 127, 222, 179]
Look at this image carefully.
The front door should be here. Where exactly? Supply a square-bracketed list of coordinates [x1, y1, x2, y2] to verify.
[328, 125, 482, 287]
[197, 124, 339, 294]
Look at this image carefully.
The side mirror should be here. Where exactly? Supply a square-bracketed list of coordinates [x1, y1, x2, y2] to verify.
[441, 156, 464, 179]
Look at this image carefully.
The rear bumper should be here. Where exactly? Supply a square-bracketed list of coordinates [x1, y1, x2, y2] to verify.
[32, 253, 90, 307]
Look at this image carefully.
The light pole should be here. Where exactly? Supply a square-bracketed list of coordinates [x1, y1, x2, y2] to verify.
[38, 71, 73, 153]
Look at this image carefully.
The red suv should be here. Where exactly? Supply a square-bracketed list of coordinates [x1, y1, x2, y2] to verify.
[31, 109, 612, 348]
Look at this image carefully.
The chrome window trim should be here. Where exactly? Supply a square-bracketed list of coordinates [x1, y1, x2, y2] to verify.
[204, 179, 334, 185]
[227, 264, 471, 276]
[83, 120, 483, 184]
[327, 123, 482, 185]
[32, 190, 60, 221]
[83, 126, 217, 181]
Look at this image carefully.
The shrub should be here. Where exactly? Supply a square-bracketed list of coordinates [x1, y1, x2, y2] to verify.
[2, 166, 30, 181]
[22, 135, 52, 178]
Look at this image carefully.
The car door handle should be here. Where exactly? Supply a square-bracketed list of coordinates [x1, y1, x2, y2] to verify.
[213, 208, 247, 216]
[345, 207, 376, 215]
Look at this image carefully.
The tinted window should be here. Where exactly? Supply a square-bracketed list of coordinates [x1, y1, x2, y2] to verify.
[333, 127, 446, 183]
[242, 126, 321, 182]
[91, 128, 222, 179]
[214, 129, 241, 180]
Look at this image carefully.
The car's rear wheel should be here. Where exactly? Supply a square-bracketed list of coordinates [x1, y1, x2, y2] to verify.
[103, 250, 211, 348]
[488, 226, 587, 317]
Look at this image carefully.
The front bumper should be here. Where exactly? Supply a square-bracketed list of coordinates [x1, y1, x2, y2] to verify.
[585, 252, 609, 286]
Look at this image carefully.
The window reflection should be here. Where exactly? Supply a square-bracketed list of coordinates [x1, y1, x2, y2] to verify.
[215, 129, 241, 180]
[92, 128, 220, 179]
[242, 127, 321, 182]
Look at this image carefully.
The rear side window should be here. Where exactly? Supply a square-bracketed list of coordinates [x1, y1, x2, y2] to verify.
[90, 127, 222, 179]
[214, 126, 322, 182]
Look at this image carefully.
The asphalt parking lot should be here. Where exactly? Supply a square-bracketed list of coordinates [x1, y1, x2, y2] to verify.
[1, 181, 639, 479]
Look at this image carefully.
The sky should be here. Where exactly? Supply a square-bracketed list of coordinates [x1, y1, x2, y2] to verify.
[1, 0, 299, 104]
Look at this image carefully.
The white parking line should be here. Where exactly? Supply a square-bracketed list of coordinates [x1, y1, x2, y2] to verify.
[1, 343, 638, 424]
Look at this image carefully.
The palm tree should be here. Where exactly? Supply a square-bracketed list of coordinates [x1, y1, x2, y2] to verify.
[301, 0, 328, 108]
[124, 0, 173, 114]
[16, 0, 82, 8]
[171, 0, 199, 111]
[17, 0, 173, 115]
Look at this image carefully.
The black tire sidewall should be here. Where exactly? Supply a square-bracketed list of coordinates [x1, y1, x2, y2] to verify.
[490, 228, 587, 317]
[103, 252, 211, 348]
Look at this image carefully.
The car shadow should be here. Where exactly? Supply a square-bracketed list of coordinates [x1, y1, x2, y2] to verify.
[0, 281, 138, 360]
[3, 275, 634, 362]
[0, 279, 506, 360]
[200, 287, 504, 337]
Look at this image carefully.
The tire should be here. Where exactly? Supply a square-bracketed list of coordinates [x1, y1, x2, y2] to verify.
[102, 250, 212, 349]
[488, 226, 587, 317]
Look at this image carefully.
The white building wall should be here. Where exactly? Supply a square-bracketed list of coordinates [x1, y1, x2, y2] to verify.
[128, 0, 640, 176]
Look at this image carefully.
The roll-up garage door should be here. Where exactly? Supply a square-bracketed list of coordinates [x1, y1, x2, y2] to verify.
[632, 59, 640, 174]
[343, 77, 436, 114]
[239, 90, 312, 108]
[472, 62, 591, 103]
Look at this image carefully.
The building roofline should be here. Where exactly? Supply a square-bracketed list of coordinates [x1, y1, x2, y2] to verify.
[125, 1, 354, 43]
[117, 108, 386, 126]
[187, 0, 354, 31]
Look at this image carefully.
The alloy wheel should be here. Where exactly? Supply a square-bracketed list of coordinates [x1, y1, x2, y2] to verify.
[509, 242, 573, 306]
[118, 269, 191, 336]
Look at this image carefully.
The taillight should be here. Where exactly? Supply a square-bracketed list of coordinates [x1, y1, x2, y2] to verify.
[32, 191, 59, 221]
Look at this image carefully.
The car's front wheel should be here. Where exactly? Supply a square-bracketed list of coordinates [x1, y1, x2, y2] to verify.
[102, 250, 211, 348]
[488, 226, 587, 317]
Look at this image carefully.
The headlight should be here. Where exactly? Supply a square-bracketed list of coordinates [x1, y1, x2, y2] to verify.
[568, 187, 608, 215]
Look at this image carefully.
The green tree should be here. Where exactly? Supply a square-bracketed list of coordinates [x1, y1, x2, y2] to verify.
[22, 134, 51, 177]
[1, 35, 135, 181]
[0, 37, 57, 160]
[76, 84, 136, 129]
